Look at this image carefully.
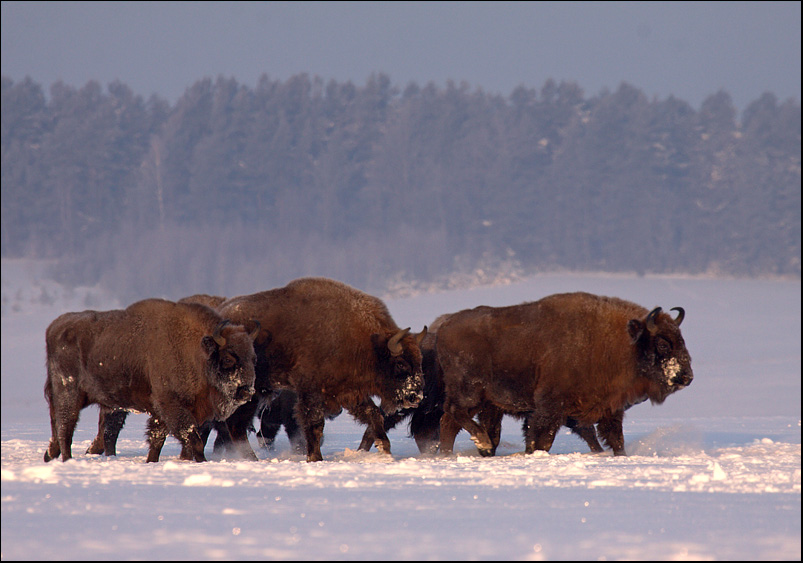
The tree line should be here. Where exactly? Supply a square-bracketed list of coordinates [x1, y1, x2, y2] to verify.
[1, 73, 800, 301]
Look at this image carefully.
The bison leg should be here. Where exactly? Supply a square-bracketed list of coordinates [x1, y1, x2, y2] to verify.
[257, 390, 288, 450]
[565, 418, 604, 453]
[86, 409, 107, 455]
[256, 396, 283, 450]
[280, 390, 309, 454]
[146, 417, 168, 462]
[53, 397, 83, 462]
[410, 404, 442, 455]
[478, 405, 504, 456]
[357, 428, 374, 451]
[596, 410, 626, 456]
[350, 399, 392, 455]
[198, 420, 214, 449]
[257, 391, 306, 454]
[523, 409, 562, 454]
[256, 424, 280, 450]
[436, 411, 462, 455]
[357, 407, 404, 452]
[443, 402, 494, 456]
[295, 391, 326, 462]
[44, 401, 62, 462]
[88, 408, 128, 456]
[176, 424, 207, 462]
[212, 421, 232, 453]
[223, 395, 261, 460]
[283, 408, 306, 454]
[148, 414, 206, 462]
[44, 376, 85, 462]
[102, 408, 127, 455]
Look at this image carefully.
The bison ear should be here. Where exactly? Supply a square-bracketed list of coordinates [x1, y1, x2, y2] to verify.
[371, 332, 394, 357]
[627, 319, 645, 343]
[201, 335, 219, 357]
[259, 328, 272, 347]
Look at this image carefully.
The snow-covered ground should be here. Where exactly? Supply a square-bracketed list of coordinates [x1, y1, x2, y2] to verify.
[2, 261, 800, 560]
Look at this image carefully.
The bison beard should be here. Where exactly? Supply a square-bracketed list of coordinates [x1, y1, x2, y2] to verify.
[43, 299, 258, 462]
[436, 292, 694, 457]
[216, 277, 427, 462]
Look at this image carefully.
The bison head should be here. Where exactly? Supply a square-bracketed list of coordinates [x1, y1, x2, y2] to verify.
[628, 307, 694, 404]
[372, 326, 428, 412]
[202, 320, 258, 418]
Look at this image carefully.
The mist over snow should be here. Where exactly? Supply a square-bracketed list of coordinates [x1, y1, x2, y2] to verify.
[1, 260, 800, 560]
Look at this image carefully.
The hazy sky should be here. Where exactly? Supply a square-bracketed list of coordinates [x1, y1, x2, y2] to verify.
[2, 1, 800, 113]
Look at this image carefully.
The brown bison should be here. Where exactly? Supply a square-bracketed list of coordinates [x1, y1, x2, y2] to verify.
[360, 313, 604, 456]
[84, 294, 233, 458]
[85, 294, 311, 461]
[217, 277, 427, 462]
[435, 292, 693, 456]
[44, 298, 258, 462]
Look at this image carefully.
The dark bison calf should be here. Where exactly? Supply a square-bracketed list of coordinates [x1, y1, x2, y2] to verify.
[44, 298, 257, 462]
[436, 292, 693, 456]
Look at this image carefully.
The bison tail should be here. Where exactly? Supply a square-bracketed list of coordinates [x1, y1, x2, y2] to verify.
[43, 364, 54, 406]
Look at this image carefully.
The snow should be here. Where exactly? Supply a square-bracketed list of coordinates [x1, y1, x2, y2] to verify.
[2, 261, 800, 560]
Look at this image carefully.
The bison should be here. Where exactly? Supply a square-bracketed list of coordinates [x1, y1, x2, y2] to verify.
[217, 277, 427, 462]
[435, 292, 693, 456]
[86, 294, 318, 461]
[359, 313, 604, 456]
[84, 294, 233, 458]
[44, 298, 258, 462]
[86, 293, 242, 459]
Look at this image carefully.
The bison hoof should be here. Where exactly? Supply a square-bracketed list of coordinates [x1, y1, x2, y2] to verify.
[470, 436, 493, 453]
[478, 448, 495, 457]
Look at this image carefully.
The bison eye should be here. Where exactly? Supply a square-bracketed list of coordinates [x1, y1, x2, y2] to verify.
[655, 338, 671, 357]
[221, 354, 237, 370]
[393, 361, 410, 378]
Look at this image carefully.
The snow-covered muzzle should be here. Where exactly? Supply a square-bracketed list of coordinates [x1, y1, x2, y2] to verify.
[212, 366, 256, 419]
[661, 356, 693, 389]
[397, 371, 425, 409]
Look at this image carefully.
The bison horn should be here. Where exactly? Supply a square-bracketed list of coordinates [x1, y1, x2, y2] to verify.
[645, 307, 662, 334]
[212, 320, 230, 348]
[415, 326, 428, 346]
[249, 319, 261, 342]
[670, 307, 685, 326]
[388, 327, 410, 357]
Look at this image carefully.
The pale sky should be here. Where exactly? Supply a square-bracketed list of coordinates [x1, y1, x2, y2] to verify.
[2, 1, 800, 112]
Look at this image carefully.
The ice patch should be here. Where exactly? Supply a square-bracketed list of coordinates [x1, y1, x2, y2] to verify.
[710, 461, 727, 481]
[333, 448, 395, 463]
[21, 466, 58, 484]
[222, 508, 246, 515]
[183, 473, 213, 486]
[182, 473, 234, 487]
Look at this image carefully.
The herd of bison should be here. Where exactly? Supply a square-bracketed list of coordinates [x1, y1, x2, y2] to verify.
[43, 276, 693, 464]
